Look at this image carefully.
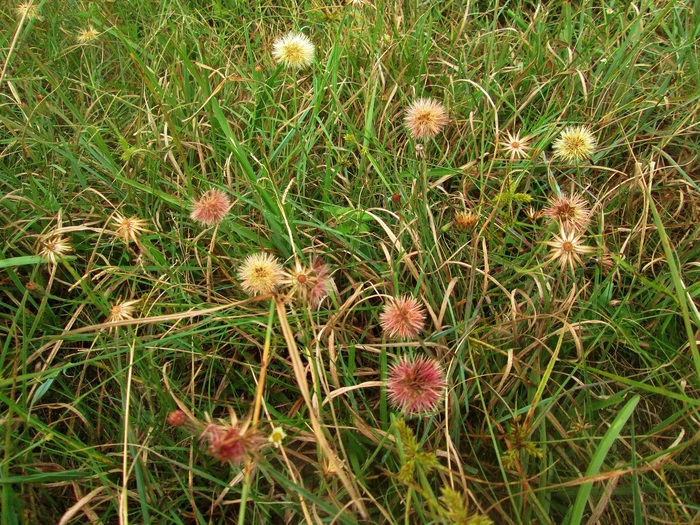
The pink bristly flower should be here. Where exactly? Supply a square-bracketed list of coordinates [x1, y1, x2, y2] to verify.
[167, 410, 188, 427]
[168, 408, 262, 465]
[543, 192, 591, 232]
[309, 258, 333, 307]
[190, 188, 230, 226]
[404, 98, 448, 140]
[284, 258, 333, 308]
[387, 355, 446, 415]
[380, 295, 427, 340]
[199, 422, 264, 465]
[166, 409, 201, 435]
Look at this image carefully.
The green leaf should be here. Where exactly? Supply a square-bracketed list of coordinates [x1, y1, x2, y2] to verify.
[0, 256, 44, 269]
[565, 395, 640, 525]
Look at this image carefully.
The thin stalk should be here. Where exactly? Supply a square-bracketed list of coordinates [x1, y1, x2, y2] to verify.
[251, 300, 276, 428]
[119, 338, 137, 525]
[240, 300, 276, 525]
[237, 465, 253, 525]
[645, 162, 700, 380]
[206, 224, 219, 302]
[0, 1, 32, 86]
[274, 296, 369, 519]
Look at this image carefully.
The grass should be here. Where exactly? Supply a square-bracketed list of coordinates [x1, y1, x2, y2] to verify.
[1, 0, 700, 523]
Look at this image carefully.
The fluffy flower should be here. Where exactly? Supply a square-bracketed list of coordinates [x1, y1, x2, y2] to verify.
[284, 258, 333, 307]
[380, 295, 427, 340]
[387, 355, 446, 415]
[238, 252, 284, 296]
[190, 189, 230, 226]
[552, 125, 597, 162]
[272, 32, 315, 69]
[545, 228, 595, 272]
[500, 130, 530, 160]
[112, 213, 148, 243]
[543, 193, 591, 232]
[404, 98, 448, 140]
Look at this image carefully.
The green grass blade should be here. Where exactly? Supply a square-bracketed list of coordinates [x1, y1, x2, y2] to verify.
[565, 395, 640, 525]
[0, 256, 43, 269]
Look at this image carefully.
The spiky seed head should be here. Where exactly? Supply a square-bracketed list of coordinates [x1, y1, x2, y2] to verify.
[524, 206, 543, 221]
[39, 234, 72, 264]
[543, 193, 591, 232]
[238, 252, 284, 296]
[387, 355, 446, 415]
[404, 98, 448, 140]
[200, 422, 264, 465]
[545, 228, 595, 272]
[113, 213, 148, 243]
[107, 299, 139, 324]
[552, 125, 597, 162]
[500, 130, 531, 160]
[76, 26, 99, 44]
[15, 3, 41, 20]
[380, 295, 427, 340]
[272, 32, 315, 69]
[284, 258, 333, 308]
[190, 189, 230, 226]
[453, 210, 479, 231]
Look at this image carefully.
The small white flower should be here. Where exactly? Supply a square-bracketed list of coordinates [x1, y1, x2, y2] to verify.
[268, 426, 287, 448]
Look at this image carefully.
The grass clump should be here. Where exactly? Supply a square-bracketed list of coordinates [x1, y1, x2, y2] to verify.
[1, 0, 700, 523]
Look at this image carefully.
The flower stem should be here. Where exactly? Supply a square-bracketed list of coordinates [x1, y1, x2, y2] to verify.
[251, 299, 276, 428]
[237, 463, 253, 525]
[240, 300, 276, 525]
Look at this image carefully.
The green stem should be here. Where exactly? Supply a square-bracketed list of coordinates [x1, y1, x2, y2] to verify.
[239, 300, 277, 525]
[251, 300, 276, 428]
[237, 466, 253, 525]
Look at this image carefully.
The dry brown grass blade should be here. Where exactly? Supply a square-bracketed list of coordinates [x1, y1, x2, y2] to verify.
[53, 295, 270, 337]
[321, 381, 385, 406]
[58, 486, 107, 525]
[584, 474, 620, 525]
[274, 296, 369, 519]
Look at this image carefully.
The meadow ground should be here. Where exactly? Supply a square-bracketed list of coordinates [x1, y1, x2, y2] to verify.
[1, 0, 700, 523]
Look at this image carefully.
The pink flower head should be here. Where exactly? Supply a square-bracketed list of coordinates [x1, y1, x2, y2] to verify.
[199, 423, 264, 465]
[167, 410, 187, 427]
[166, 409, 201, 435]
[387, 355, 446, 415]
[308, 258, 333, 307]
[379, 295, 426, 339]
[190, 189, 230, 226]
[404, 98, 448, 140]
[284, 258, 333, 308]
[543, 192, 591, 232]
